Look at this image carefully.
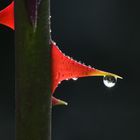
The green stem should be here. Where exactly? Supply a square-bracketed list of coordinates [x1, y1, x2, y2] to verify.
[15, 0, 51, 140]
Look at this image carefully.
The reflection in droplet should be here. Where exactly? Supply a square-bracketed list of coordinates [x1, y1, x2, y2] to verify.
[103, 75, 117, 88]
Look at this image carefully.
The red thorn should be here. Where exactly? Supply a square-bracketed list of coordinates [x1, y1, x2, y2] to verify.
[0, 1, 14, 29]
[51, 41, 97, 94]
[51, 41, 122, 94]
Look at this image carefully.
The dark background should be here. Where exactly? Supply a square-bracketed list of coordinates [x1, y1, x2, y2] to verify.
[0, 0, 140, 140]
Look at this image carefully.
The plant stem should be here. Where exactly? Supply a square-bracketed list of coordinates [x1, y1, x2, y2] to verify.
[15, 0, 51, 140]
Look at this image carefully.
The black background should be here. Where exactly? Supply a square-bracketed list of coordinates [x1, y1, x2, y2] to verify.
[0, 0, 140, 140]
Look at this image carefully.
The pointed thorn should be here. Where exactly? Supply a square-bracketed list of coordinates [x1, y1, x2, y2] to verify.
[0, 1, 14, 29]
[89, 69, 123, 79]
[52, 96, 68, 106]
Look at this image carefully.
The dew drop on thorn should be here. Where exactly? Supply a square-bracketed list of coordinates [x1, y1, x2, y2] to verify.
[103, 75, 117, 88]
[72, 78, 78, 81]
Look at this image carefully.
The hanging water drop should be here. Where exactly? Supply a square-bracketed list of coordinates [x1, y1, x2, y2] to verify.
[72, 78, 78, 81]
[103, 75, 117, 88]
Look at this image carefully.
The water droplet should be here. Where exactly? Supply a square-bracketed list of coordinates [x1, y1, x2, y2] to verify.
[103, 75, 117, 88]
[72, 78, 78, 81]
